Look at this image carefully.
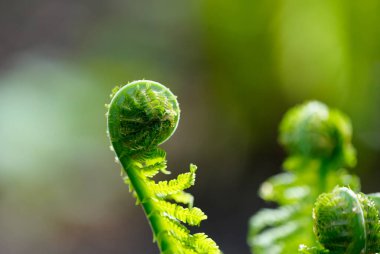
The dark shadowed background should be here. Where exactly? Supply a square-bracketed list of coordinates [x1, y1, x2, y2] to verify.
[0, 1, 380, 253]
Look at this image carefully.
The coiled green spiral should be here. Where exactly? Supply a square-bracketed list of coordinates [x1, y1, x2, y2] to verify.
[106, 80, 221, 254]
[279, 101, 356, 167]
[300, 187, 380, 254]
[107, 80, 180, 154]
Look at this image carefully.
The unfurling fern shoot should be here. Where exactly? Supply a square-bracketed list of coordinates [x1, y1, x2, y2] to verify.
[248, 101, 360, 254]
[299, 187, 380, 254]
[106, 80, 221, 254]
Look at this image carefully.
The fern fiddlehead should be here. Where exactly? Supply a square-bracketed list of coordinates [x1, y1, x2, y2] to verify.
[106, 80, 221, 254]
[299, 187, 380, 254]
[248, 101, 360, 254]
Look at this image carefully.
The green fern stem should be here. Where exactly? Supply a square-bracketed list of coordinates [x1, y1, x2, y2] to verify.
[318, 161, 328, 196]
[120, 156, 167, 251]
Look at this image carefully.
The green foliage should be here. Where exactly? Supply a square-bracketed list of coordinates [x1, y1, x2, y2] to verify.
[107, 80, 221, 254]
[248, 101, 360, 254]
[302, 187, 380, 254]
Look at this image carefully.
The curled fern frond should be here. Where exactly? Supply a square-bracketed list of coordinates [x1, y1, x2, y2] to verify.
[107, 80, 221, 254]
[279, 101, 356, 167]
[304, 187, 380, 254]
[248, 101, 360, 254]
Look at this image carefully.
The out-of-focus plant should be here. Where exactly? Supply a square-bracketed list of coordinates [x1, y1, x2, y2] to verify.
[106, 80, 221, 254]
[247, 101, 360, 254]
[201, 1, 380, 161]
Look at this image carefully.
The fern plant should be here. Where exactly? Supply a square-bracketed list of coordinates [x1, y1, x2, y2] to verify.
[299, 186, 380, 254]
[247, 101, 360, 254]
[106, 80, 221, 254]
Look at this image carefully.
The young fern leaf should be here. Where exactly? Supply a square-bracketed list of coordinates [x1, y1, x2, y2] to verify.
[248, 101, 360, 254]
[106, 80, 221, 254]
[148, 164, 197, 198]
[167, 191, 195, 207]
[300, 187, 380, 254]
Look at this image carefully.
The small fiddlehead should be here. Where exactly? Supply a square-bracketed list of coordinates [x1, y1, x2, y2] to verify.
[248, 101, 360, 254]
[106, 80, 221, 254]
[279, 101, 356, 168]
[300, 187, 380, 254]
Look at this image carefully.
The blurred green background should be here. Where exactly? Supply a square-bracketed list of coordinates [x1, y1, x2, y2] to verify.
[0, 1, 380, 253]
